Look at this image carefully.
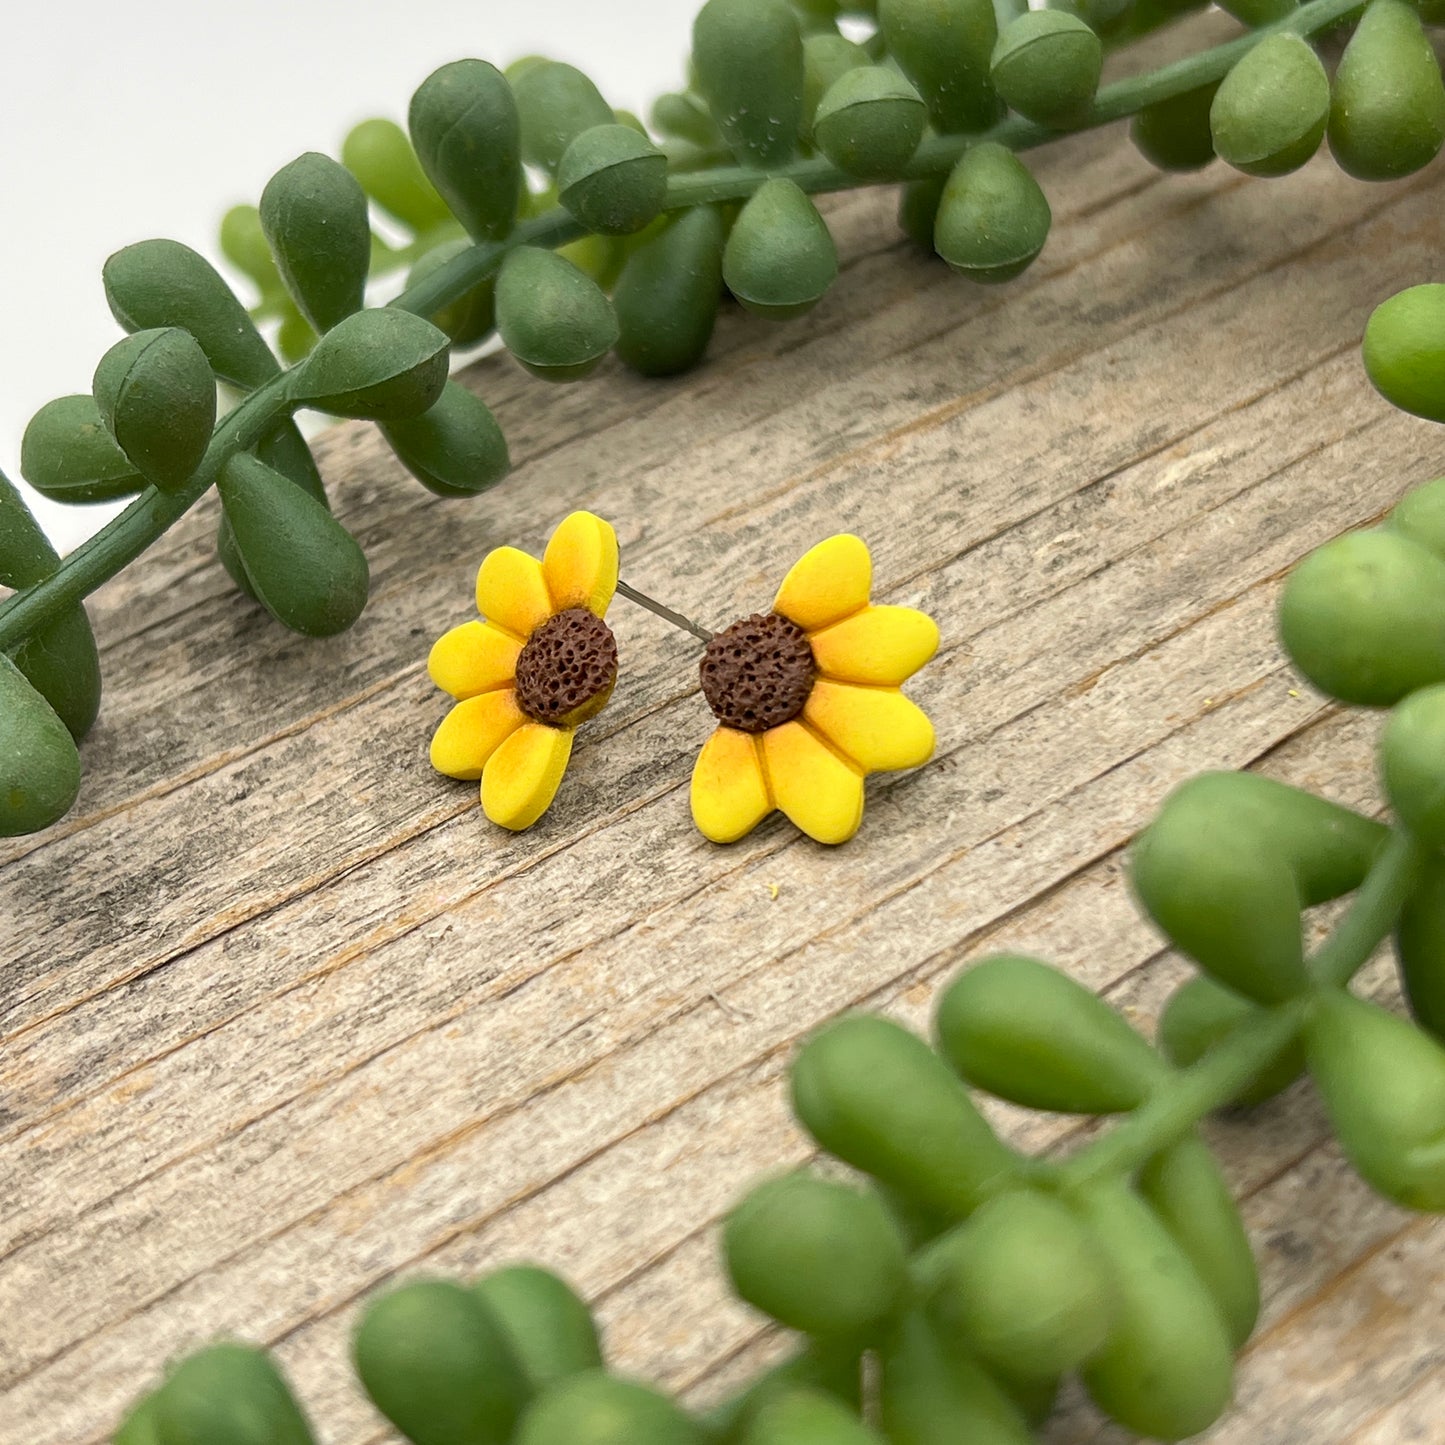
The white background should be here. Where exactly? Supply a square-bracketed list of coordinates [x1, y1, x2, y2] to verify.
[0, 1, 693, 553]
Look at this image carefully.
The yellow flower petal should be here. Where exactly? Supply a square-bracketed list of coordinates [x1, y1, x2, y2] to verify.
[475, 546, 554, 639]
[772, 534, 872, 633]
[762, 720, 865, 845]
[482, 722, 575, 831]
[803, 679, 935, 773]
[691, 727, 773, 844]
[430, 690, 527, 780]
[544, 511, 619, 615]
[809, 605, 940, 685]
[428, 620, 522, 699]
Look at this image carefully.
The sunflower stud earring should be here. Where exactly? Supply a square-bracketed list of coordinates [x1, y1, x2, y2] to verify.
[623, 534, 939, 845]
[427, 510, 620, 830]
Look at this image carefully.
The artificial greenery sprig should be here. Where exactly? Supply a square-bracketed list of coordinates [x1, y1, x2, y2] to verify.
[3, 0, 1442, 836]
[111, 606, 1445, 1440]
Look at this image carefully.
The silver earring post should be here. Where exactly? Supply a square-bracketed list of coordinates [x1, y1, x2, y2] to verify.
[616, 578, 715, 644]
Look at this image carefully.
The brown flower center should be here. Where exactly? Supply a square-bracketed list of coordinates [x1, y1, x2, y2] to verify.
[514, 607, 618, 727]
[700, 612, 815, 733]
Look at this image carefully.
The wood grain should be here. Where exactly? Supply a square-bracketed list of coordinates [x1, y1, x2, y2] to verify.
[4, 92, 1445, 1445]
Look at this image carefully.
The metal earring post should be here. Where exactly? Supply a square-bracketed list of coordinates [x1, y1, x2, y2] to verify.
[616, 578, 715, 644]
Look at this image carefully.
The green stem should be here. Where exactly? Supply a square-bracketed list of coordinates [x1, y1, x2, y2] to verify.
[1059, 828, 1426, 1190]
[0, 0, 1367, 653]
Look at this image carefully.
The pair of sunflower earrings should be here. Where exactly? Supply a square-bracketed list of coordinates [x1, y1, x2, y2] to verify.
[426, 511, 939, 844]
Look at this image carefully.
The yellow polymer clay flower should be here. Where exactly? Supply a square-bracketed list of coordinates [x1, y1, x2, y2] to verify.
[428, 511, 619, 830]
[691, 534, 939, 845]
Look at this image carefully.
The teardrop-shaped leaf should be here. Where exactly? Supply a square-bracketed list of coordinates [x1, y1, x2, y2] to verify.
[0, 469, 101, 740]
[103, 238, 278, 389]
[342, 117, 453, 235]
[723, 178, 837, 318]
[0, 652, 82, 837]
[1279, 529, 1445, 706]
[20, 394, 145, 504]
[408, 60, 522, 241]
[990, 12, 1102, 129]
[92, 328, 217, 492]
[878, 0, 1000, 136]
[1138, 1133, 1260, 1349]
[293, 307, 450, 419]
[614, 205, 726, 376]
[219, 203, 284, 300]
[1329, 0, 1445, 181]
[151, 1343, 316, 1445]
[1397, 853, 1445, 1041]
[557, 124, 668, 235]
[650, 90, 720, 148]
[813, 67, 926, 181]
[1306, 989, 1445, 1211]
[260, 151, 372, 333]
[1131, 81, 1220, 171]
[382, 381, 509, 497]
[934, 143, 1051, 283]
[1380, 682, 1445, 849]
[1365, 289, 1445, 424]
[934, 953, 1167, 1113]
[693, 0, 804, 166]
[1076, 1179, 1235, 1440]
[802, 34, 868, 145]
[511, 59, 615, 174]
[471, 1265, 602, 1394]
[218, 451, 369, 635]
[216, 420, 329, 599]
[495, 246, 619, 381]
[353, 1280, 528, 1445]
[1210, 35, 1328, 178]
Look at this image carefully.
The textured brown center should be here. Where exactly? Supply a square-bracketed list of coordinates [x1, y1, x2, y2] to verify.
[514, 608, 618, 727]
[700, 612, 815, 733]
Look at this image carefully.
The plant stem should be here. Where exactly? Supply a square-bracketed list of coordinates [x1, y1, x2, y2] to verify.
[0, 0, 1368, 654]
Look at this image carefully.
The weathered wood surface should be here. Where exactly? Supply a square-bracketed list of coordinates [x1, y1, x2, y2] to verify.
[4, 76, 1445, 1445]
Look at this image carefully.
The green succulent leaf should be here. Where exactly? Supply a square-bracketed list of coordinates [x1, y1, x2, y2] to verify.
[353, 1279, 528, 1445]
[495, 246, 619, 381]
[408, 59, 522, 241]
[723, 177, 838, 318]
[150, 1343, 316, 1445]
[813, 67, 926, 181]
[1210, 34, 1329, 177]
[1329, 0, 1445, 181]
[557, 123, 668, 235]
[20, 394, 146, 504]
[218, 451, 369, 636]
[511, 59, 615, 175]
[293, 307, 451, 419]
[934, 143, 1051, 283]
[0, 651, 82, 837]
[0, 468, 101, 740]
[990, 12, 1102, 129]
[878, 0, 1001, 136]
[104, 239, 278, 390]
[614, 205, 727, 376]
[693, 0, 805, 167]
[92, 327, 217, 493]
[260, 151, 372, 333]
[341, 117, 454, 235]
[381, 381, 510, 497]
